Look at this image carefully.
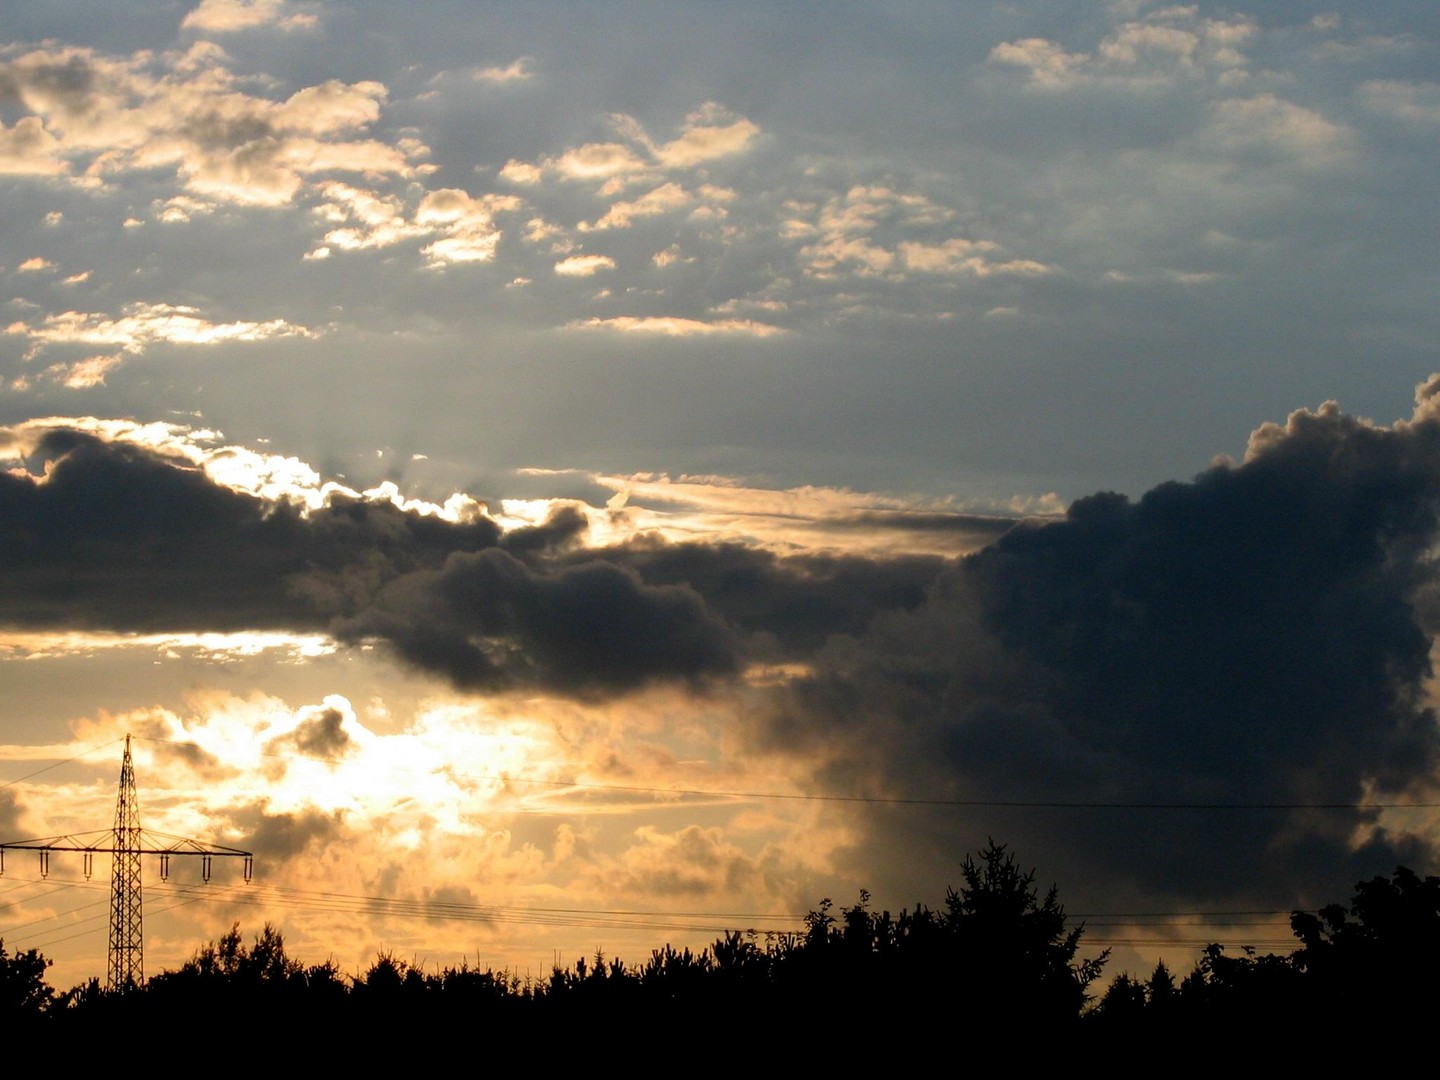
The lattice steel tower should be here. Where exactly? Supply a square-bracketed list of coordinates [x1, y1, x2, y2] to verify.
[108, 735, 144, 989]
[0, 735, 253, 991]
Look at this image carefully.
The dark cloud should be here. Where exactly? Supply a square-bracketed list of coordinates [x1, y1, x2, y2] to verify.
[498, 503, 589, 558]
[0, 427, 944, 697]
[266, 705, 354, 761]
[0, 789, 22, 839]
[335, 548, 740, 696]
[596, 538, 944, 659]
[761, 388, 1440, 907]
[227, 802, 346, 864]
[0, 430, 501, 630]
[149, 738, 232, 781]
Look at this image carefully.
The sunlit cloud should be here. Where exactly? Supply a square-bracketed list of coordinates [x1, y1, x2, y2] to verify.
[474, 58, 534, 84]
[581, 181, 691, 231]
[790, 185, 1045, 285]
[518, 467, 1023, 555]
[8, 302, 315, 359]
[0, 629, 336, 662]
[0, 417, 489, 523]
[500, 103, 759, 190]
[2, 684, 824, 969]
[44, 352, 123, 388]
[899, 239, 1051, 277]
[181, 0, 318, 33]
[415, 188, 520, 266]
[311, 181, 428, 252]
[0, 116, 68, 176]
[0, 44, 410, 206]
[568, 316, 781, 337]
[554, 254, 615, 276]
[989, 8, 1257, 90]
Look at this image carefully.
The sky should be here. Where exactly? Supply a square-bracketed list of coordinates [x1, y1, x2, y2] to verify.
[2, 0, 1439, 988]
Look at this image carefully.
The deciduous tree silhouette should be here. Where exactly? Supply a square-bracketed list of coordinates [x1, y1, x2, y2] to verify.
[0, 938, 53, 1017]
[1290, 865, 1440, 1021]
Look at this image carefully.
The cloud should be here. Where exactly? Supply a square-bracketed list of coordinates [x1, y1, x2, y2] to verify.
[581, 182, 691, 231]
[899, 238, 1051, 277]
[266, 695, 358, 760]
[602, 824, 769, 898]
[1359, 79, 1440, 125]
[181, 0, 318, 33]
[415, 188, 519, 266]
[11, 375, 1440, 922]
[308, 183, 518, 266]
[649, 105, 760, 169]
[757, 381, 1440, 908]
[0, 426, 504, 633]
[581, 471, 1017, 555]
[554, 254, 615, 276]
[474, 58, 534, 84]
[311, 181, 429, 252]
[989, 8, 1257, 90]
[335, 548, 740, 696]
[44, 352, 123, 388]
[1202, 94, 1354, 166]
[791, 185, 1043, 284]
[0, 421, 965, 700]
[228, 803, 346, 864]
[500, 103, 759, 189]
[0, 44, 408, 205]
[0, 116, 68, 175]
[0, 788, 21, 838]
[568, 316, 781, 337]
[15, 379, 1440, 909]
[8, 302, 314, 359]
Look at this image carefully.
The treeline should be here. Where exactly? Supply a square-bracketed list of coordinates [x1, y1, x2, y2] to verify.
[4, 842, 1438, 1049]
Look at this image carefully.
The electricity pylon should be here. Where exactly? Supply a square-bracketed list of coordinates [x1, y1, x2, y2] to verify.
[0, 735, 253, 990]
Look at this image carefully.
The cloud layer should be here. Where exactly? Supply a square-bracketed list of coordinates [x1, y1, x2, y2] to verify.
[8, 381, 1440, 915]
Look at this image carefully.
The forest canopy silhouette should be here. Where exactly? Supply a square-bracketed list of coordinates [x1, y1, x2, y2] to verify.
[6, 844, 1438, 1048]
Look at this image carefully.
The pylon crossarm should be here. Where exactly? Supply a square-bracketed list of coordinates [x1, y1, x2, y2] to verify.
[0, 829, 252, 857]
[131, 829, 253, 858]
[0, 829, 121, 852]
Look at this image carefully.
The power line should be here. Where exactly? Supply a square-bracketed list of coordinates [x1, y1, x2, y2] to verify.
[0, 737, 125, 788]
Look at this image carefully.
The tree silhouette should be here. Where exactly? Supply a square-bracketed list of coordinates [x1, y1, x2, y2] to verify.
[0, 938, 53, 1018]
[1290, 865, 1440, 1022]
[946, 840, 1107, 1026]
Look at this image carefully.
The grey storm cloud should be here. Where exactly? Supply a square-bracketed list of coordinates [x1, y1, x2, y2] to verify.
[762, 379, 1440, 908]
